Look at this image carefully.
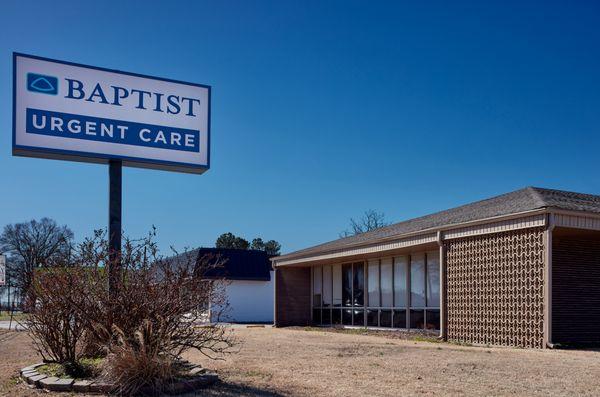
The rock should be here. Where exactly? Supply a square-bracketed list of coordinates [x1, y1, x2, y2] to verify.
[20, 363, 43, 375]
[21, 370, 38, 379]
[73, 379, 93, 392]
[189, 367, 206, 375]
[27, 374, 47, 386]
[43, 377, 74, 392]
[89, 380, 115, 394]
[39, 377, 60, 389]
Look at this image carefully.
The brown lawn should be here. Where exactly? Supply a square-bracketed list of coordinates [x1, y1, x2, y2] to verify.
[1, 326, 599, 396]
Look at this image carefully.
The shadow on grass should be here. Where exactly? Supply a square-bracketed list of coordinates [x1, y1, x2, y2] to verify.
[181, 381, 284, 397]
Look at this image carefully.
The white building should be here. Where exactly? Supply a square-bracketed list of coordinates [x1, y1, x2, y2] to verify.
[192, 248, 274, 324]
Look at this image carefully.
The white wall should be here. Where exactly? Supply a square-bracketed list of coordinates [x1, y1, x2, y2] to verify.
[212, 271, 274, 323]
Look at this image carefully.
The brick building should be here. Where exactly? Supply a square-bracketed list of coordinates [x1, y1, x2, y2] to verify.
[271, 187, 600, 348]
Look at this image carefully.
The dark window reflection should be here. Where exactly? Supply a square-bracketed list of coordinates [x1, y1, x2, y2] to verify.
[367, 309, 378, 327]
[322, 309, 331, 326]
[332, 309, 341, 325]
[353, 263, 364, 307]
[425, 310, 440, 330]
[380, 310, 392, 328]
[342, 309, 352, 325]
[342, 264, 352, 307]
[313, 309, 321, 325]
[353, 309, 364, 326]
[393, 310, 406, 328]
[410, 309, 425, 329]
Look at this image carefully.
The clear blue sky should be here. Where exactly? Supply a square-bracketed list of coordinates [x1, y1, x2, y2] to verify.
[1, 1, 599, 254]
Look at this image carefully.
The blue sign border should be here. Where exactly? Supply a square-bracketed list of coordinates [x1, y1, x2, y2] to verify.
[12, 52, 211, 174]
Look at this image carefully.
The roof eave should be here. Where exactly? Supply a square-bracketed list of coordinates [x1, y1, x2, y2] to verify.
[272, 207, 551, 265]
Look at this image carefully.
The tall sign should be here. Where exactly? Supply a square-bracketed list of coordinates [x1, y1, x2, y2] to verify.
[13, 53, 210, 174]
[12, 53, 211, 292]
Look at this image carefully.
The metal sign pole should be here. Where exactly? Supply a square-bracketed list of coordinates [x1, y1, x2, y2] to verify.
[108, 160, 122, 295]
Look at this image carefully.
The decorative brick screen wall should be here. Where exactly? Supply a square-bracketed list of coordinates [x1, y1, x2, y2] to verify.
[446, 228, 545, 348]
[275, 267, 311, 327]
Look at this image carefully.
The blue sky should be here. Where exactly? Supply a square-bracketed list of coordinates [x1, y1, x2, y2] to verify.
[1, 1, 599, 254]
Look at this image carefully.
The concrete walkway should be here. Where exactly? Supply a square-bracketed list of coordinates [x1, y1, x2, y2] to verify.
[0, 320, 26, 330]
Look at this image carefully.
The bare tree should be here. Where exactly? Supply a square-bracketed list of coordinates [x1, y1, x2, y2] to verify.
[0, 218, 74, 299]
[340, 210, 390, 238]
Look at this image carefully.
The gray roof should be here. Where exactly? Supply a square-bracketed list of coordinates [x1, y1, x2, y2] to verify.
[277, 187, 600, 260]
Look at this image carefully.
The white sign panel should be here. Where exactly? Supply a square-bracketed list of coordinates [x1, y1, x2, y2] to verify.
[13, 53, 210, 174]
[0, 255, 5, 286]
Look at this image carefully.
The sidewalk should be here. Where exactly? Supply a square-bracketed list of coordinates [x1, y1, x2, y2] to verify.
[0, 320, 26, 331]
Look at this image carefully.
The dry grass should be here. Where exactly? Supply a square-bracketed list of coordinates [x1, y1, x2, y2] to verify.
[2, 327, 600, 396]
[183, 327, 600, 397]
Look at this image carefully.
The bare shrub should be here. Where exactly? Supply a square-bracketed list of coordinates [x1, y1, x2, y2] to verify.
[24, 228, 236, 392]
[24, 266, 89, 375]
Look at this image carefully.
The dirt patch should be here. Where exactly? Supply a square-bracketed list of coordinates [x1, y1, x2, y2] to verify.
[2, 327, 600, 396]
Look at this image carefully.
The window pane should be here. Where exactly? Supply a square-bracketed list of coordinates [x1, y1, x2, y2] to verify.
[410, 254, 425, 307]
[332, 309, 341, 325]
[333, 264, 342, 307]
[353, 309, 364, 326]
[322, 308, 331, 325]
[425, 309, 440, 330]
[393, 309, 406, 328]
[381, 258, 393, 307]
[367, 309, 378, 327]
[380, 310, 392, 328]
[342, 264, 352, 307]
[353, 263, 364, 307]
[313, 266, 322, 307]
[313, 309, 321, 325]
[426, 251, 440, 308]
[323, 265, 332, 307]
[410, 309, 425, 329]
[367, 260, 380, 307]
[394, 256, 407, 308]
[342, 309, 352, 325]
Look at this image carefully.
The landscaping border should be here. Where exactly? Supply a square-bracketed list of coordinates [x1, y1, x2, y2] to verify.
[20, 363, 218, 394]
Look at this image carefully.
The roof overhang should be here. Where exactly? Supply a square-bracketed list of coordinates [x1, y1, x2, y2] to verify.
[273, 207, 600, 267]
[272, 209, 549, 267]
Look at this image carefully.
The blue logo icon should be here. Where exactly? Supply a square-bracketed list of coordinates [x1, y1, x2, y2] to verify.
[27, 73, 58, 95]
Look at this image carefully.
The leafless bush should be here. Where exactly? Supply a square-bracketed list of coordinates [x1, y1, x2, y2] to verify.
[24, 228, 236, 391]
[24, 266, 88, 369]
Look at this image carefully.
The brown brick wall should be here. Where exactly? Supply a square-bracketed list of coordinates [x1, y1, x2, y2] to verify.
[275, 266, 311, 327]
[552, 236, 600, 344]
[446, 228, 545, 348]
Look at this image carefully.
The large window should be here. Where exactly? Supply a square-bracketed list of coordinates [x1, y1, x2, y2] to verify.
[425, 251, 440, 330]
[333, 264, 342, 307]
[313, 266, 322, 308]
[353, 263, 364, 307]
[312, 251, 441, 330]
[367, 260, 380, 307]
[393, 256, 407, 307]
[323, 265, 332, 308]
[342, 264, 352, 307]
[380, 259, 393, 307]
[410, 253, 426, 308]
[426, 251, 440, 308]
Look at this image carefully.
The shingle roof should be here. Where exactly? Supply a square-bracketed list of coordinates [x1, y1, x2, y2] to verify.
[190, 248, 272, 281]
[276, 187, 600, 261]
